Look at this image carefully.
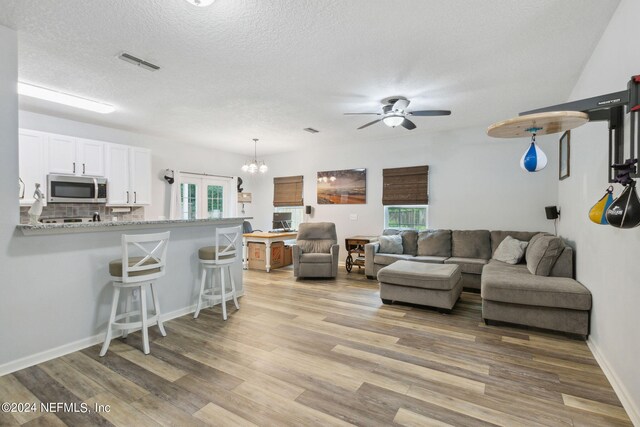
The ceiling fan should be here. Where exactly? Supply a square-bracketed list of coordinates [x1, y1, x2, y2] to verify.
[344, 96, 451, 130]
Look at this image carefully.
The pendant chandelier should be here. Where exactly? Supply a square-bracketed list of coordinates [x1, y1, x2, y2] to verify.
[241, 138, 268, 174]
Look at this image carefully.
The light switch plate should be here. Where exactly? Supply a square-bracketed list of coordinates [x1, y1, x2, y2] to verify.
[349, 213, 358, 221]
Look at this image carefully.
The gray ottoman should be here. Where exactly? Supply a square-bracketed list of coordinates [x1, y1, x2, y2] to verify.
[377, 260, 462, 313]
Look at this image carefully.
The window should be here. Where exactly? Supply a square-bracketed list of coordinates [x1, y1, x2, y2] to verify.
[177, 173, 235, 219]
[382, 165, 429, 230]
[274, 206, 304, 230]
[384, 205, 428, 230]
[207, 185, 224, 213]
[180, 183, 198, 220]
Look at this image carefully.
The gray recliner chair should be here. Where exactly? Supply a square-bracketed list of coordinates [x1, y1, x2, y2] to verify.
[292, 222, 339, 278]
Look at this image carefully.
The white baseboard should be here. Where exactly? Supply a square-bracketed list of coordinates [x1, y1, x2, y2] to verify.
[0, 304, 197, 377]
[587, 338, 640, 426]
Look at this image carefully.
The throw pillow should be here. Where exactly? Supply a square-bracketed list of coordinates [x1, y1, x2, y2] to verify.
[378, 235, 403, 254]
[492, 235, 528, 264]
[526, 235, 565, 276]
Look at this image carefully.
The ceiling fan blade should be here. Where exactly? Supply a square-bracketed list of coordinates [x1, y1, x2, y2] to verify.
[401, 119, 416, 130]
[344, 112, 381, 115]
[357, 119, 382, 129]
[408, 110, 452, 116]
[392, 98, 410, 111]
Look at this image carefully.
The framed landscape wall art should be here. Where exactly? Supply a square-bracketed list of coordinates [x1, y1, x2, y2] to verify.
[317, 168, 366, 204]
[559, 130, 570, 180]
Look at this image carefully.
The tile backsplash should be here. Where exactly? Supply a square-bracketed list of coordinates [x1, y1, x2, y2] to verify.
[20, 204, 145, 224]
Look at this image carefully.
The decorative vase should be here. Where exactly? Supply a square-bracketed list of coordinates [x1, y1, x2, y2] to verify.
[605, 183, 640, 228]
[588, 186, 614, 225]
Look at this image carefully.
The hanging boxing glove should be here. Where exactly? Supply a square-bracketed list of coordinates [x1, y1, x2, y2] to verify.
[589, 186, 614, 225]
[605, 182, 640, 228]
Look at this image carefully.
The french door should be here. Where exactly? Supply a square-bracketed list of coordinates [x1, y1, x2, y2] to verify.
[178, 175, 235, 220]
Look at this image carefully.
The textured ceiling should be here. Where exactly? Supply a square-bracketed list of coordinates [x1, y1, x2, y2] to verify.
[0, 0, 620, 155]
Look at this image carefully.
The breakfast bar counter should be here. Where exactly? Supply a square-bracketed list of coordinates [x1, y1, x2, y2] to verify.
[4, 217, 250, 368]
[17, 217, 250, 236]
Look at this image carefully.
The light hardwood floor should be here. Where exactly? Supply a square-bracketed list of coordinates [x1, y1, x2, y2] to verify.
[0, 267, 632, 426]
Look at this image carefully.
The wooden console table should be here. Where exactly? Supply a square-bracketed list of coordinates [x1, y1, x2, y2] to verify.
[243, 231, 297, 272]
[344, 235, 378, 272]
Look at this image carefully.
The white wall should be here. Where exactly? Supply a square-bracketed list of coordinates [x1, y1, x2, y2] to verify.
[252, 126, 559, 256]
[557, 0, 640, 422]
[18, 111, 256, 220]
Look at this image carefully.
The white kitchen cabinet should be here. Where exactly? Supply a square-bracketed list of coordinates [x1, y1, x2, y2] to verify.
[18, 129, 48, 206]
[105, 143, 130, 205]
[130, 147, 152, 205]
[47, 134, 76, 175]
[47, 134, 105, 176]
[77, 138, 105, 176]
[106, 144, 151, 206]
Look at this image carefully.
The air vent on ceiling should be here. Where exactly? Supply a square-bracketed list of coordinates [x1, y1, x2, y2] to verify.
[118, 52, 160, 71]
[303, 128, 319, 134]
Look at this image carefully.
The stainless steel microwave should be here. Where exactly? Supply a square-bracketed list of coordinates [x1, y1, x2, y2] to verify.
[47, 174, 107, 203]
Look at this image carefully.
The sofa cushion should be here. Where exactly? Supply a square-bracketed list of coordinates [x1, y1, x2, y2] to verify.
[378, 235, 403, 254]
[492, 236, 528, 264]
[451, 230, 491, 259]
[300, 253, 333, 264]
[482, 260, 591, 310]
[383, 229, 418, 256]
[400, 230, 419, 256]
[444, 257, 488, 275]
[490, 230, 539, 256]
[525, 232, 547, 259]
[412, 255, 447, 264]
[526, 234, 565, 276]
[377, 260, 461, 291]
[297, 239, 334, 254]
[550, 247, 574, 278]
[374, 253, 414, 265]
[417, 229, 451, 257]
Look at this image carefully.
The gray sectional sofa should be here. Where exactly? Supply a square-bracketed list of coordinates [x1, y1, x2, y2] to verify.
[365, 229, 592, 337]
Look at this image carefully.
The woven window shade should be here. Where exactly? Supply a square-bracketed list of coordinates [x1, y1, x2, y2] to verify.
[382, 165, 429, 205]
[273, 175, 304, 207]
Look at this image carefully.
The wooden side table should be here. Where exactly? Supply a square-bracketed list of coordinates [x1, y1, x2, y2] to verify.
[344, 235, 378, 273]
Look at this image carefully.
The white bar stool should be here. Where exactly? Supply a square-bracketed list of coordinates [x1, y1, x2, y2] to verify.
[100, 231, 170, 356]
[194, 225, 241, 320]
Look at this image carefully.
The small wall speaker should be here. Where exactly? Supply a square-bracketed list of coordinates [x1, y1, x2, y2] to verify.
[305, 205, 312, 215]
[545, 206, 560, 220]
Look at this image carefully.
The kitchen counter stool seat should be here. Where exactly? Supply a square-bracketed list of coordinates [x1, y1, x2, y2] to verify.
[195, 225, 241, 321]
[100, 231, 170, 356]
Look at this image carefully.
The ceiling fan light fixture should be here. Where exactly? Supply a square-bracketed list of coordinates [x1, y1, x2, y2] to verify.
[184, 0, 215, 7]
[383, 115, 405, 128]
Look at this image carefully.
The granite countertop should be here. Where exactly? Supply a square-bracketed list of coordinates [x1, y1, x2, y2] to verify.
[17, 217, 251, 236]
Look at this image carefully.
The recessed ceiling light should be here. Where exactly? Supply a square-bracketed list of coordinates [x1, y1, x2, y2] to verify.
[184, 0, 215, 7]
[17, 83, 116, 114]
